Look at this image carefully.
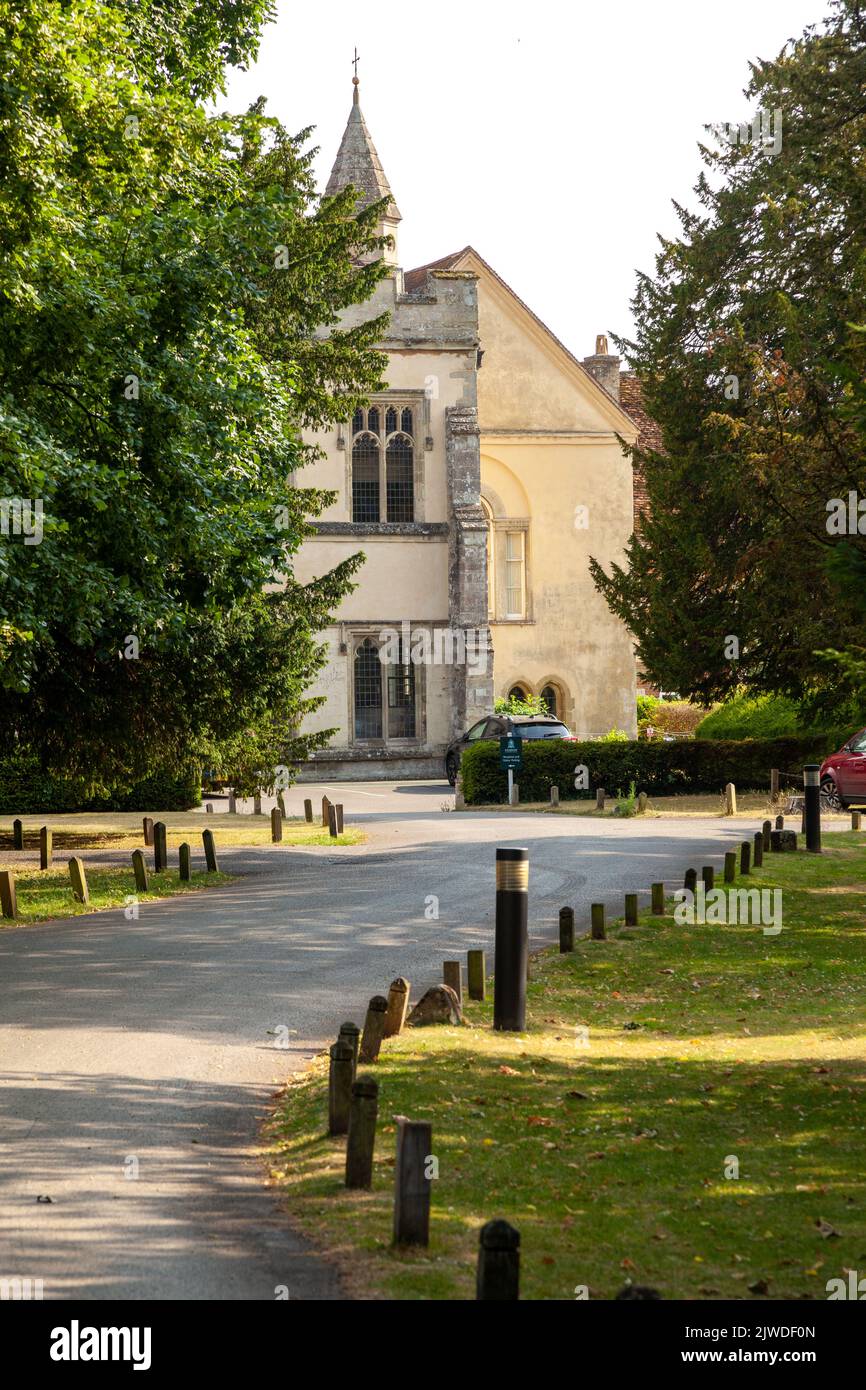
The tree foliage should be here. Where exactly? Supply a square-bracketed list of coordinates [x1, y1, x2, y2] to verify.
[590, 0, 866, 724]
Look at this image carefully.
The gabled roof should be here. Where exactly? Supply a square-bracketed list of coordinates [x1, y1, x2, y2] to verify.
[324, 81, 401, 221]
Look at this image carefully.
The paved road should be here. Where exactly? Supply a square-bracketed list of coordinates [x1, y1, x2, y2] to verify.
[0, 783, 789, 1300]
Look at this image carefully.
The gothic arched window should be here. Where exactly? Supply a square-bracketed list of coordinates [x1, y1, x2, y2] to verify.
[386, 433, 414, 522]
[354, 639, 383, 740]
[352, 433, 380, 523]
[540, 684, 559, 718]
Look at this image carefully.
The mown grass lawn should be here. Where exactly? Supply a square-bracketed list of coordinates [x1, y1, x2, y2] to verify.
[0, 813, 363, 853]
[267, 832, 866, 1300]
[0, 864, 234, 925]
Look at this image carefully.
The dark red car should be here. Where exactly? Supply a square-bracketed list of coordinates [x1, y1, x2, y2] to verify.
[820, 728, 866, 809]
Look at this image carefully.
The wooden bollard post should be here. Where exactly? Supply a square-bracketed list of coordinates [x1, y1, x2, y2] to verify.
[740, 840, 751, 875]
[153, 821, 167, 873]
[253, 791, 262, 816]
[724, 851, 736, 884]
[228, 789, 236, 815]
[775, 814, 784, 830]
[384, 978, 410, 1038]
[467, 949, 486, 1000]
[753, 830, 763, 867]
[770, 829, 782, 852]
[328, 1039, 355, 1136]
[595, 788, 606, 811]
[132, 849, 148, 893]
[443, 961, 463, 1006]
[202, 828, 218, 873]
[701, 865, 714, 891]
[762, 819, 771, 851]
[179, 843, 191, 882]
[12, 818, 23, 850]
[345, 1077, 379, 1189]
[270, 807, 283, 843]
[550, 784, 559, 808]
[0, 869, 17, 919]
[637, 791, 648, 814]
[304, 798, 313, 824]
[39, 826, 52, 870]
[724, 782, 737, 816]
[338, 1022, 361, 1077]
[68, 857, 89, 904]
[358, 995, 388, 1064]
[651, 882, 665, 916]
[590, 903, 606, 940]
[770, 768, 780, 804]
[321, 795, 331, 828]
[143, 816, 154, 846]
[852, 811, 862, 831]
[393, 1118, 432, 1247]
[559, 906, 575, 952]
[624, 893, 638, 926]
[684, 867, 698, 895]
[205, 803, 213, 815]
[328, 804, 338, 838]
[336, 804, 344, 833]
[477, 1219, 520, 1300]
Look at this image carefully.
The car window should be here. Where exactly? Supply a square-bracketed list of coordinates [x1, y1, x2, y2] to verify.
[850, 731, 866, 753]
[464, 720, 488, 741]
[483, 719, 502, 737]
[515, 722, 570, 740]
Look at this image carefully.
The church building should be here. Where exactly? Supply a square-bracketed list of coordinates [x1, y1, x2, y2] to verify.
[293, 77, 639, 780]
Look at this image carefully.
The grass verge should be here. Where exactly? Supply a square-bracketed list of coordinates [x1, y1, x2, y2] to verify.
[467, 791, 852, 820]
[0, 814, 363, 853]
[0, 864, 234, 925]
[267, 832, 866, 1300]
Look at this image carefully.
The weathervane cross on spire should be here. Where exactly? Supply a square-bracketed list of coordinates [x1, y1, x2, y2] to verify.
[352, 47, 360, 79]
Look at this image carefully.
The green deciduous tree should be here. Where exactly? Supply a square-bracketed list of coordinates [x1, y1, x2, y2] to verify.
[591, 0, 866, 726]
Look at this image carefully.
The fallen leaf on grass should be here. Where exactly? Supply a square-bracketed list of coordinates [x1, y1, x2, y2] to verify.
[528, 1116, 553, 1127]
[498, 1065, 520, 1076]
[566, 1090, 590, 1101]
[816, 1218, 840, 1239]
[748, 1278, 770, 1295]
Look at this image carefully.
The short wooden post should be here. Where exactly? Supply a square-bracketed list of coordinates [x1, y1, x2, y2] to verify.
[852, 811, 862, 831]
[701, 865, 714, 891]
[740, 840, 751, 875]
[559, 905, 574, 952]
[303, 798, 313, 824]
[624, 893, 638, 926]
[651, 882, 665, 915]
[143, 817, 153, 846]
[383, 978, 410, 1038]
[202, 828, 218, 873]
[684, 867, 698, 895]
[724, 782, 737, 816]
[253, 791, 262, 816]
[762, 819, 771, 850]
[270, 807, 283, 843]
[39, 826, 52, 870]
[345, 1077, 379, 1189]
[0, 869, 17, 919]
[443, 960, 463, 1006]
[358, 995, 388, 1063]
[454, 773, 465, 810]
[336, 804, 344, 833]
[770, 768, 780, 803]
[179, 843, 191, 882]
[477, 1219, 520, 1300]
[153, 821, 167, 873]
[228, 789, 237, 815]
[467, 949, 486, 1000]
[724, 851, 736, 884]
[328, 804, 338, 839]
[338, 1022, 361, 1077]
[753, 830, 763, 867]
[12, 818, 23, 850]
[637, 791, 648, 814]
[132, 849, 148, 893]
[590, 903, 606, 940]
[328, 1039, 355, 1136]
[775, 814, 784, 830]
[321, 795, 331, 828]
[770, 829, 782, 852]
[550, 784, 559, 808]
[595, 788, 606, 811]
[205, 803, 213, 814]
[68, 857, 89, 904]
[393, 1118, 432, 1247]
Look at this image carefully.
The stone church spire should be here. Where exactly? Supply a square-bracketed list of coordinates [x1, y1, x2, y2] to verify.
[325, 70, 401, 265]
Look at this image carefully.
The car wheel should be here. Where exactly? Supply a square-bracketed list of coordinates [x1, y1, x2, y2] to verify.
[821, 776, 843, 811]
[446, 753, 458, 786]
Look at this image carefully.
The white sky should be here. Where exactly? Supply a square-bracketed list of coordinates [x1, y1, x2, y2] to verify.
[223, 0, 825, 361]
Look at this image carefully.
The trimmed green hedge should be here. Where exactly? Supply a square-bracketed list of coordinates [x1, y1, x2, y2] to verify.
[0, 758, 202, 814]
[460, 732, 851, 805]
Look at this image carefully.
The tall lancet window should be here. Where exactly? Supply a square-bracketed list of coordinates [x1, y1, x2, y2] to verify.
[354, 639, 383, 739]
[350, 404, 416, 523]
[386, 433, 414, 522]
[352, 432, 380, 523]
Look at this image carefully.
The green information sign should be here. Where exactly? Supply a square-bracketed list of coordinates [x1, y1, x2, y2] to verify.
[499, 734, 523, 772]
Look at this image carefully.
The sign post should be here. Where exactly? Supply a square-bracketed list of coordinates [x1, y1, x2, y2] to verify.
[499, 734, 523, 806]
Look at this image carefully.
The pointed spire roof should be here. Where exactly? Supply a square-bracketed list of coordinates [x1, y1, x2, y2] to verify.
[324, 78, 401, 221]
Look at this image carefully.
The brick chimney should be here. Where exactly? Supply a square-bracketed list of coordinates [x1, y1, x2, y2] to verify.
[582, 333, 621, 403]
